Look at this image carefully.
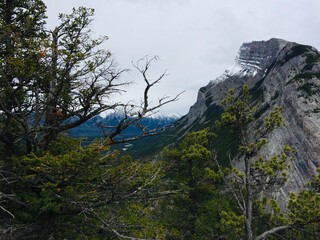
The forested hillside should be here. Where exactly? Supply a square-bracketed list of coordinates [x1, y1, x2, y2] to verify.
[0, 1, 319, 239]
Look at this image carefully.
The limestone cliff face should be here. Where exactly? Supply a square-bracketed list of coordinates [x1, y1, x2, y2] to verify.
[258, 42, 320, 200]
[179, 38, 320, 198]
[185, 38, 288, 129]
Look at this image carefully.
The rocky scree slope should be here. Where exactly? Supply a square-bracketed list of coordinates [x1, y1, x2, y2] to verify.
[174, 38, 320, 200]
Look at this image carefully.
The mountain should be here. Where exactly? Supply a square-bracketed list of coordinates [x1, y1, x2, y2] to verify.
[70, 38, 320, 199]
[164, 38, 320, 200]
[69, 113, 180, 155]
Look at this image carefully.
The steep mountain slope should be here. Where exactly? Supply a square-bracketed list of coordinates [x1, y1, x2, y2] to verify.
[170, 38, 320, 199]
[182, 38, 288, 130]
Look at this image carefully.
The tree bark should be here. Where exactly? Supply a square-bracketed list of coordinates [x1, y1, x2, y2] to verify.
[255, 225, 292, 240]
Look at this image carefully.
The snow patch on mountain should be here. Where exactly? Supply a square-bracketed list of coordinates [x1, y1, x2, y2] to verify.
[149, 112, 182, 120]
[209, 39, 288, 87]
[210, 60, 259, 86]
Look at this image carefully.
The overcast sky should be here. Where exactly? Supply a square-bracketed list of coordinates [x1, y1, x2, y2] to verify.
[43, 0, 320, 115]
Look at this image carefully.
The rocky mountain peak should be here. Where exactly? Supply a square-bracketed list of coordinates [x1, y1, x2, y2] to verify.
[171, 39, 320, 202]
[187, 39, 290, 126]
[236, 38, 288, 70]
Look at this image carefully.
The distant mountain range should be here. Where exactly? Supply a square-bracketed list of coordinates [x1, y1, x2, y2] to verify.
[69, 112, 180, 143]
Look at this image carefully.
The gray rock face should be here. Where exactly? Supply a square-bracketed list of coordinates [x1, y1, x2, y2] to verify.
[186, 38, 288, 129]
[236, 38, 288, 70]
[259, 42, 320, 199]
[180, 38, 320, 199]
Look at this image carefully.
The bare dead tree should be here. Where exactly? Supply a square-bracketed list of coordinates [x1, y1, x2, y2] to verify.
[97, 56, 184, 144]
[0, 5, 183, 157]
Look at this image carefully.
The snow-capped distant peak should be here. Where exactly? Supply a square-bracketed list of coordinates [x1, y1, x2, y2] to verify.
[148, 112, 182, 120]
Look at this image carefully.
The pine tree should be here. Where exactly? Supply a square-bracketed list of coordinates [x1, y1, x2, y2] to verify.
[0, 0, 47, 155]
[0, 1, 181, 238]
[215, 85, 320, 239]
[161, 129, 232, 239]
[0, 1, 181, 157]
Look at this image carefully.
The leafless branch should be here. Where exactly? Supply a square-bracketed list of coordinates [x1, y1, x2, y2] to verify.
[0, 205, 15, 218]
[96, 55, 183, 144]
[255, 225, 292, 240]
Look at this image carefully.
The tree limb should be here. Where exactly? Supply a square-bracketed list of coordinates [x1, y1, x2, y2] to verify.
[255, 225, 292, 240]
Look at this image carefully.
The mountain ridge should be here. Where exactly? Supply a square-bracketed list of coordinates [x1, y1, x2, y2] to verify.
[69, 113, 180, 139]
[186, 38, 288, 128]
[165, 38, 320, 200]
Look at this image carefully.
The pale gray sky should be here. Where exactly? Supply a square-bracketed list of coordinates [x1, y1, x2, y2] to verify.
[43, 0, 320, 115]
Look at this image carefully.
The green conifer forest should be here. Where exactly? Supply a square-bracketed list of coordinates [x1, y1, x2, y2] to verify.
[0, 2, 319, 239]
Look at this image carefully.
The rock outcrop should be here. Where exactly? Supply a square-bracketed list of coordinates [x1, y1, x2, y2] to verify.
[177, 38, 320, 200]
[185, 38, 288, 128]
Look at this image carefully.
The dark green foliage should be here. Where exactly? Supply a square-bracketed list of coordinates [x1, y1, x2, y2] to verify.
[203, 103, 224, 124]
[0, 0, 47, 156]
[214, 84, 320, 239]
[295, 72, 320, 80]
[0, 1, 128, 157]
[1, 136, 168, 238]
[215, 85, 297, 240]
[1, 1, 320, 239]
[282, 45, 313, 63]
[283, 170, 320, 239]
[0, 3, 180, 236]
[286, 48, 320, 87]
[284, 47, 320, 99]
[297, 82, 320, 96]
[184, 103, 239, 167]
[249, 78, 265, 103]
[213, 128, 239, 166]
[205, 96, 213, 106]
[286, 72, 320, 87]
[254, 103, 270, 119]
[160, 129, 233, 239]
[303, 52, 320, 71]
